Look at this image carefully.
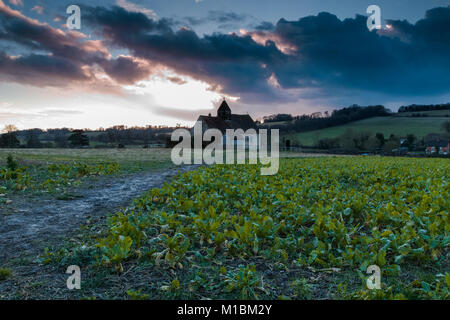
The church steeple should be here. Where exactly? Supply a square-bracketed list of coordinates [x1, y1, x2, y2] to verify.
[217, 99, 231, 120]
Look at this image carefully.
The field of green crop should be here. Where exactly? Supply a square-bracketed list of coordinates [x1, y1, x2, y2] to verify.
[58, 157, 449, 300]
[285, 116, 449, 146]
[0, 157, 120, 195]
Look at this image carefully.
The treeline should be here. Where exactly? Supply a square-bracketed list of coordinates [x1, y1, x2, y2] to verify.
[262, 113, 294, 123]
[94, 125, 174, 145]
[398, 103, 450, 113]
[261, 105, 391, 133]
[0, 125, 181, 148]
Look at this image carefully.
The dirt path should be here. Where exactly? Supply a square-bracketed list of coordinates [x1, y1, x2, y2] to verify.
[0, 165, 198, 263]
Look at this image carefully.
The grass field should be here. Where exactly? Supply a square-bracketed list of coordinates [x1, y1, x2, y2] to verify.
[396, 110, 450, 117]
[0, 148, 172, 168]
[0, 148, 174, 198]
[284, 116, 449, 146]
[0, 148, 338, 166]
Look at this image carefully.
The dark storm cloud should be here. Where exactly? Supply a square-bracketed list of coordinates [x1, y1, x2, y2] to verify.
[270, 10, 450, 96]
[0, 0, 153, 88]
[101, 56, 153, 85]
[254, 21, 275, 31]
[1, 0, 450, 103]
[84, 5, 286, 102]
[0, 51, 90, 85]
[85, 5, 173, 35]
[385, 6, 450, 48]
[83, 4, 450, 102]
[0, 8, 106, 63]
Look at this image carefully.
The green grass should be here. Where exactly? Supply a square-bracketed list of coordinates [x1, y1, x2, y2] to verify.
[0, 148, 173, 172]
[0, 148, 174, 196]
[262, 120, 293, 127]
[396, 110, 450, 117]
[285, 116, 449, 146]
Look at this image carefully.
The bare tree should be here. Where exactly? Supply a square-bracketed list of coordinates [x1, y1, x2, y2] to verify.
[2, 124, 18, 133]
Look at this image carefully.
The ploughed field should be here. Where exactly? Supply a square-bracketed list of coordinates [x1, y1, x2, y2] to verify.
[59, 156, 449, 299]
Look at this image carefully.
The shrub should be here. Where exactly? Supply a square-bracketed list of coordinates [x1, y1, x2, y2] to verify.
[0, 268, 12, 281]
[6, 154, 18, 171]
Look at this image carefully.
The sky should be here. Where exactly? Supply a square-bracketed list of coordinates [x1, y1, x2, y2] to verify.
[0, 0, 450, 130]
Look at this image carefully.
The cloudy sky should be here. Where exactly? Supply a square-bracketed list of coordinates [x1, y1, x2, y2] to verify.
[1, 0, 450, 129]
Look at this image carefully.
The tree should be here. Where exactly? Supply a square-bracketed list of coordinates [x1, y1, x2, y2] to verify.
[54, 133, 68, 148]
[6, 154, 18, 171]
[2, 124, 18, 133]
[0, 132, 20, 148]
[316, 137, 340, 149]
[442, 121, 450, 133]
[354, 132, 371, 150]
[26, 131, 43, 148]
[375, 133, 385, 147]
[339, 129, 358, 151]
[68, 130, 89, 147]
[406, 134, 416, 149]
[383, 140, 399, 154]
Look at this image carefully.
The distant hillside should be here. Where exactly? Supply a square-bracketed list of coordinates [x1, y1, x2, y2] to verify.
[284, 116, 449, 147]
[398, 103, 450, 113]
[394, 109, 450, 117]
[260, 105, 391, 133]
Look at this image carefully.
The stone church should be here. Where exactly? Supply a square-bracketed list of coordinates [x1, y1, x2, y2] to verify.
[194, 99, 257, 134]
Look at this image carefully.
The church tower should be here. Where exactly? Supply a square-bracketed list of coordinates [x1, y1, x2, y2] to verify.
[217, 99, 232, 120]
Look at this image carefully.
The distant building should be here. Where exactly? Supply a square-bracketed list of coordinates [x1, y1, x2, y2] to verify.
[194, 100, 257, 133]
[426, 139, 450, 155]
[192, 99, 258, 147]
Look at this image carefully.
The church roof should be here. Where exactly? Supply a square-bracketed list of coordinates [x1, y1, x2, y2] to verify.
[195, 100, 257, 133]
[198, 114, 257, 133]
[217, 100, 231, 113]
